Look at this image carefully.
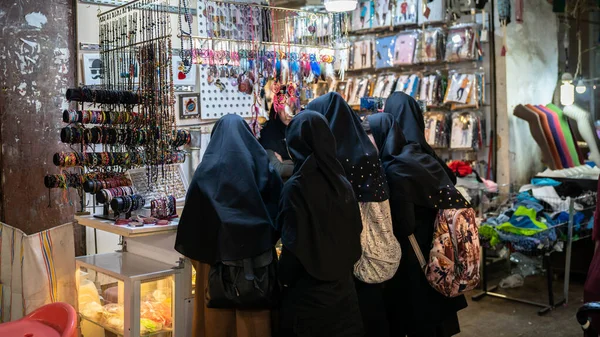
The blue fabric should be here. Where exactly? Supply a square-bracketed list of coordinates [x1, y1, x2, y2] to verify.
[515, 200, 544, 212]
[530, 178, 562, 187]
[588, 216, 595, 230]
[496, 228, 557, 252]
[516, 192, 540, 204]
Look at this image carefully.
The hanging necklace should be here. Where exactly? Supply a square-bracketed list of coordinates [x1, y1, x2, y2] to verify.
[178, 0, 193, 77]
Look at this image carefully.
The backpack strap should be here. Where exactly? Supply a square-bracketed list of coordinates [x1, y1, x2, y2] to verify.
[409, 234, 427, 272]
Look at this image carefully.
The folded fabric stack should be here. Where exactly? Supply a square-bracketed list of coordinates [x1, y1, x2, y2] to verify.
[480, 195, 558, 252]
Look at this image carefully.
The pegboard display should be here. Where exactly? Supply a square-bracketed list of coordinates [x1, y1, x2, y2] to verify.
[199, 66, 255, 120]
[127, 164, 189, 203]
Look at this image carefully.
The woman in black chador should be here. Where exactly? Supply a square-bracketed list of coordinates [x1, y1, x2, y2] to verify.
[369, 92, 469, 337]
[175, 114, 283, 337]
[277, 110, 364, 337]
[307, 92, 395, 337]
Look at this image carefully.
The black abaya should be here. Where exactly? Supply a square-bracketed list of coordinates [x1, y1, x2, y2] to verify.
[277, 110, 364, 337]
[175, 114, 283, 264]
[367, 113, 468, 337]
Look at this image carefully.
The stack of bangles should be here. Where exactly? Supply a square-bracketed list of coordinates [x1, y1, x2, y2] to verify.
[44, 173, 85, 189]
[96, 186, 135, 204]
[65, 87, 140, 105]
[171, 129, 191, 147]
[60, 126, 149, 145]
[83, 176, 132, 193]
[151, 195, 177, 219]
[110, 194, 145, 215]
[62, 109, 142, 125]
[53, 152, 145, 167]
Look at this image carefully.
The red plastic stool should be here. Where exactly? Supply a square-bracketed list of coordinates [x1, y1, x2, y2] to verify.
[0, 302, 77, 337]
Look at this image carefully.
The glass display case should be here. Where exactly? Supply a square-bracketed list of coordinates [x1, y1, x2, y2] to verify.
[76, 252, 183, 337]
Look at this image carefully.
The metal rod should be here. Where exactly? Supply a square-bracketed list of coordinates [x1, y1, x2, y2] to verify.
[97, 0, 144, 18]
[564, 197, 575, 303]
[545, 253, 555, 307]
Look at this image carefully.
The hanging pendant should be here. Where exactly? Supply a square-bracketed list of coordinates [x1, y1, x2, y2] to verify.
[178, 71, 186, 80]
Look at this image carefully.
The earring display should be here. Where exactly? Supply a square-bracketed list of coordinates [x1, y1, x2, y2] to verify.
[393, 31, 418, 66]
[128, 164, 188, 202]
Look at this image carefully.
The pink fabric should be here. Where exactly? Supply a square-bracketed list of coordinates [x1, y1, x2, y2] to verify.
[537, 105, 575, 167]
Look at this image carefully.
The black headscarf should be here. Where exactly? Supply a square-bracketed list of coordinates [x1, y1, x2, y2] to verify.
[306, 92, 389, 202]
[367, 113, 470, 236]
[175, 114, 283, 264]
[277, 110, 362, 281]
[259, 105, 290, 160]
[384, 91, 457, 184]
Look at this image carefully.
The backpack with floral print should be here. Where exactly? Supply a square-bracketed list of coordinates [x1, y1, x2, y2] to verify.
[412, 208, 480, 297]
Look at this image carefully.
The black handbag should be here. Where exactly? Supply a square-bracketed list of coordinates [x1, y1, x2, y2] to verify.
[206, 249, 278, 309]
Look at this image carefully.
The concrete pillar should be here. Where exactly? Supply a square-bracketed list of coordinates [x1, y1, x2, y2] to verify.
[0, 1, 76, 234]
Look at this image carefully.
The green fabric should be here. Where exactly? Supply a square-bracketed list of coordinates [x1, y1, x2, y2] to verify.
[480, 224, 500, 247]
[547, 104, 582, 165]
[498, 206, 548, 236]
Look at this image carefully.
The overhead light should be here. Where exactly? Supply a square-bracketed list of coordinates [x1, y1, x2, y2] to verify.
[324, 0, 357, 12]
[560, 72, 575, 106]
[575, 79, 586, 94]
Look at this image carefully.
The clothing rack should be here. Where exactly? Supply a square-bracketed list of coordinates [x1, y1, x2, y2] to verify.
[472, 192, 595, 315]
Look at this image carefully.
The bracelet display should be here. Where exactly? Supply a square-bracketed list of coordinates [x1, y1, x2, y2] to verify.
[63, 109, 143, 125]
[44, 173, 85, 189]
[96, 186, 135, 204]
[110, 194, 145, 215]
[171, 129, 191, 147]
[60, 126, 149, 146]
[53, 152, 145, 168]
[83, 176, 132, 193]
[151, 195, 177, 219]
[65, 87, 140, 105]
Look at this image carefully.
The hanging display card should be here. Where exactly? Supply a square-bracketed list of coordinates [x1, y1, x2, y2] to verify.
[393, 0, 418, 26]
[375, 35, 396, 69]
[393, 32, 417, 65]
[417, 0, 445, 23]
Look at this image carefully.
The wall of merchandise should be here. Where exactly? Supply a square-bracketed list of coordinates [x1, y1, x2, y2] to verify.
[342, 0, 493, 174]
